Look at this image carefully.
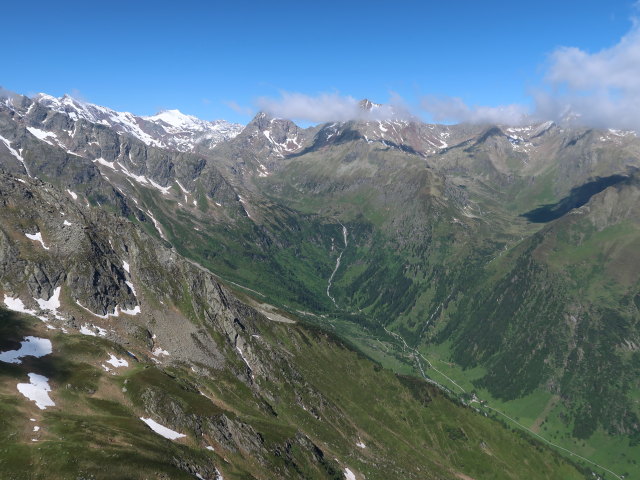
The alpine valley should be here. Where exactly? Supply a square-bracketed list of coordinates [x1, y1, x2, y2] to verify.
[0, 89, 638, 479]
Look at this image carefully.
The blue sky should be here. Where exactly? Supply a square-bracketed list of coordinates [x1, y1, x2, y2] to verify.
[3, 1, 639, 125]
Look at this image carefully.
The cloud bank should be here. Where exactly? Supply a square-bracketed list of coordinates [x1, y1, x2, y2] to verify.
[256, 92, 412, 123]
[420, 96, 530, 125]
[0, 87, 22, 103]
[256, 92, 359, 122]
[225, 100, 254, 117]
[534, 25, 640, 130]
[423, 23, 640, 130]
[251, 23, 640, 130]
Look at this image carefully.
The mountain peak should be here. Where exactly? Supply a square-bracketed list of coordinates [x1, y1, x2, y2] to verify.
[33, 93, 87, 112]
[358, 99, 381, 111]
[248, 111, 299, 129]
[145, 109, 199, 129]
[33, 92, 58, 103]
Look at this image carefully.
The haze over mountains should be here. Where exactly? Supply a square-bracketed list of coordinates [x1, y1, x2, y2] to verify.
[0, 87, 639, 479]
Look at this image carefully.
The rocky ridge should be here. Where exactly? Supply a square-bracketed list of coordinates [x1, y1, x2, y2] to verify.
[32, 93, 243, 152]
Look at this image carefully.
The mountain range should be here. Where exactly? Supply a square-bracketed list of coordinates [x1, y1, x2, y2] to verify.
[0, 89, 639, 479]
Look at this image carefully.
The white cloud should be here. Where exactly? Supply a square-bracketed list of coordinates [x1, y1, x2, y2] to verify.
[546, 37, 640, 92]
[0, 87, 22, 103]
[420, 96, 530, 125]
[535, 25, 640, 130]
[421, 23, 640, 130]
[68, 88, 88, 104]
[224, 100, 254, 117]
[256, 92, 359, 122]
[255, 91, 411, 123]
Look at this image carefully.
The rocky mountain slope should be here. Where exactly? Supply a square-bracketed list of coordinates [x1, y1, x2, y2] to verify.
[0, 171, 586, 479]
[32, 93, 243, 152]
[1, 88, 639, 477]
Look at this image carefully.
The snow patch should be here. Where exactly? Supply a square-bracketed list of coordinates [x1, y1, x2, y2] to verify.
[66, 189, 78, 200]
[26, 127, 57, 145]
[344, 468, 356, 480]
[152, 347, 170, 357]
[0, 336, 52, 364]
[25, 231, 49, 250]
[79, 324, 96, 336]
[262, 129, 300, 156]
[0, 134, 30, 176]
[121, 305, 141, 316]
[122, 261, 130, 273]
[25, 126, 78, 156]
[175, 180, 190, 194]
[119, 163, 150, 186]
[125, 280, 137, 297]
[237, 195, 253, 219]
[149, 178, 171, 195]
[76, 300, 119, 319]
[4, 295, 37, 316]
[79, 323, 107, 337]
[94, 157, 116, 169]
[105, 354, 128, 368]
[140, 417, 185, 440]
[145, 210, 166, 240]
[63, 220, 72, 226]
[257, 163, 269, 177]
[35, 286, 63, 320]
[17, 373, 55, 410]
[236, 345, 254, 379]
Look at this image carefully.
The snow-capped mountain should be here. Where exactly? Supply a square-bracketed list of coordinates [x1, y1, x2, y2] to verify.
[32, 94, 243, 152]
[143, 109, 244, 152]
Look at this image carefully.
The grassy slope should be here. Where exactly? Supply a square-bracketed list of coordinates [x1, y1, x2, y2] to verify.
[0, 308, 587, 480]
